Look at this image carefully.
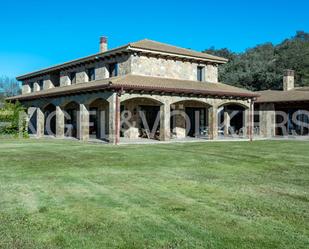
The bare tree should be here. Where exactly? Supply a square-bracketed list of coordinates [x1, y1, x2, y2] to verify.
[0, 76, 21, 97]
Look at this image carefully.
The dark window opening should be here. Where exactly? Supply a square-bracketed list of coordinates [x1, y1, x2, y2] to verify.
[29, 82, 34, 92]
[108, 63, 118, 77]
[87, 68, 95, 81]
[140, 105, 160, 137]
[38, 80, 44, 90]
[70, 72, 76, 84]
[185, 107, 207, 137]
[50, 72, 60, 87]
[197, 66, 204, 81]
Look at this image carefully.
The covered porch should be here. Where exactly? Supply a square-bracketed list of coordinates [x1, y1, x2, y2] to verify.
[26, 91, 255, 144]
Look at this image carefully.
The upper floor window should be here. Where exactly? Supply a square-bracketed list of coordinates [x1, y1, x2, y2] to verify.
[29, 82, 34, 92]
[70, 72, 76, 84]
[38, 80, 44, 90]
[197, 66, 205, 81]
[87, 68, 95, 81]
[108, 63, 118, 77]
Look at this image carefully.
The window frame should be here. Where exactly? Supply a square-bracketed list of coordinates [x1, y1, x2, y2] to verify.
[197, 66, 205, 82]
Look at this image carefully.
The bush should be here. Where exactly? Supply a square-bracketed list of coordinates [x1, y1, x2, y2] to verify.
[0, 101, 28, 138]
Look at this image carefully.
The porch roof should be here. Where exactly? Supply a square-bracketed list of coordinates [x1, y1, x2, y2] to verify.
[7, 75, 258, 101]
[256, 88, 309, 103]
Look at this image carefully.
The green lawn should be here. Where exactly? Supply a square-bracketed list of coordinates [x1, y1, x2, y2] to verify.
[0, 139, 308, 249]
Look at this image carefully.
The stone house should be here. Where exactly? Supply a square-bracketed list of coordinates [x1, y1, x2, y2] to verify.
[8, 37, 258, 144]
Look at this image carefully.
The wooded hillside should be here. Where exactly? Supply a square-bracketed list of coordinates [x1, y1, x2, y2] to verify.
[204, 31, 309, 91]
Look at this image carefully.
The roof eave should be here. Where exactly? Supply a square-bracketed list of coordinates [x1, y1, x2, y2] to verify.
[127, 47, 228, 64]
[112, 84, 257, 98]
[16, 45, 130, 81]
[7, 84, 258, 102]
[256, 99, 309, 104]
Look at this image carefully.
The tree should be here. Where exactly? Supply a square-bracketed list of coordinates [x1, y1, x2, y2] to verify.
[274, 31, 309, 87]
[0, 101, 28, 137]
[0, 76, 21, 97]
[203, 31, 309, 91]
[0, 93, 4, 104]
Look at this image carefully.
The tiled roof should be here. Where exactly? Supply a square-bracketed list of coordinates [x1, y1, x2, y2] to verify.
[256, 87, 309, 103]
[128, 39, 228, 63]
[112, 75, 255, 96]
[16, 39, 227, 81]
[7, 75, 257, 101]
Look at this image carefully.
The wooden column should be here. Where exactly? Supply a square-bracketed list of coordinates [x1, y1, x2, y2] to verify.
[115, 94, 120, 144]
[243, 108, 249, 138]
[249, 101, 254, 141]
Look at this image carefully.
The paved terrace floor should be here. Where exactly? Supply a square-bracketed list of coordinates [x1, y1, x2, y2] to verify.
[26, 135, 309, 145]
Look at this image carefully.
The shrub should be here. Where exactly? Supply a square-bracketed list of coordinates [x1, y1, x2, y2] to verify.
[0, 101, 28, 137]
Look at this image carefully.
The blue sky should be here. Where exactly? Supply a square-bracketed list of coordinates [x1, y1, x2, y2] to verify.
[0, 0, 308, 78]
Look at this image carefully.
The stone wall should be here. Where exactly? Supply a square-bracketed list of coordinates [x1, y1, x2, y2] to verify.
[59, 55, 131, 87]
[21, 53, 220, 94]
[22, 84, 31, 94]
[130, 54, 218, 82]
[258, 103, 276, 137]
[22, 75, 55, 94]
[205, 64, 218, 83]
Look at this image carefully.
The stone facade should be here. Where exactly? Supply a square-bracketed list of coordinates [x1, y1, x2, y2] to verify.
[130, 55, 218, 82]
[258, 103, 276, 137]
[58, 55, 131, 87]
[21, 53, 219, 93]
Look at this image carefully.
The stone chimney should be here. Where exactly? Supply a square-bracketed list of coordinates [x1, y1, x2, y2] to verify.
[283, 69, 294, 91]
[99, 36, 108, 52]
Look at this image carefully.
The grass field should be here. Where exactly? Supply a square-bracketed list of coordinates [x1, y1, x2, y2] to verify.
[0, 139, 308, 249]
